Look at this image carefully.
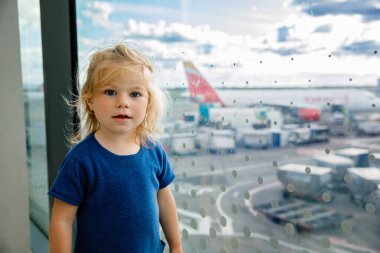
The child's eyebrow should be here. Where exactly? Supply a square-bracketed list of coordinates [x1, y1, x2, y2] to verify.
[129, 85, 146, 91]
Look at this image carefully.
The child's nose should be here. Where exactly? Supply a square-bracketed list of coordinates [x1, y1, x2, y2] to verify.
[116, 94, 131, 108]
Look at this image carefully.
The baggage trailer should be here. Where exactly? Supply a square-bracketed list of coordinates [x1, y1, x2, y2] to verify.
[208, 129, 236, 153]
[347, 168, 380, 213]
[313, 155, 354, 191]
[235, 128, 270, 149]
[170, 132, 198, 155]
[335, 148, 370, 167]
[255, 199, 352, 232]
[277, 163, 332, 201]
[195, 128, 236, 153]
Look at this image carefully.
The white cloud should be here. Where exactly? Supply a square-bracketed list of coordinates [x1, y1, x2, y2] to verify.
[113, 16, 379, 87]
[18, 0, 41, 32]
[83, 1, 123, 30]
[20, 47, 43, 85]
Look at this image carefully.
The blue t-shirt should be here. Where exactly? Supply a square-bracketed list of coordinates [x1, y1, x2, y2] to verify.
[48, 133, 175, 253]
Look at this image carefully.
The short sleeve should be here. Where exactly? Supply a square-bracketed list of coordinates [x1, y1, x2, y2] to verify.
[156, 143, 175, 189]
[48, 155, 87, 206]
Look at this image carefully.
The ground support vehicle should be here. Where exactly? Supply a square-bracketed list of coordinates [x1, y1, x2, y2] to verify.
[277, 163, 332, 202]
[282, 125, 312, 145]
[310, 125, 329, 142]
[235, 128, 271, 148]
[313, 155, 354, 191]
[254, 199, 353, 232]
[195, 128, 236, 154]
[335, 148, 370, 167]
[347, 167, 380, 214]
[170, 132, 198, 156]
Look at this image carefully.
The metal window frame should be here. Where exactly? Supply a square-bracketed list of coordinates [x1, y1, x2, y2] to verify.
[39, 0, 79, 212]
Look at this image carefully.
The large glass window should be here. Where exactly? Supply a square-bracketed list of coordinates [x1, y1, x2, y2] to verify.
[18, 0, 49, 235]
[76, 1, 380, 252]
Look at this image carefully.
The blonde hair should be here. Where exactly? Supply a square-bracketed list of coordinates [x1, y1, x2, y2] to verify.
[71, 43, 166, 146]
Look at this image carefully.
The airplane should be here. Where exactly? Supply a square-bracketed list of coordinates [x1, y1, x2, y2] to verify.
[183, 61, 380, 121]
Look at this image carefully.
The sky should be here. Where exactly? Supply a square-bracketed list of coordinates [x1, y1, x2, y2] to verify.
[18, 0, 380, 88]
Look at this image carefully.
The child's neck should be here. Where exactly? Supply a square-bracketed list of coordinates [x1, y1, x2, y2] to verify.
[94, 130, 140, 156]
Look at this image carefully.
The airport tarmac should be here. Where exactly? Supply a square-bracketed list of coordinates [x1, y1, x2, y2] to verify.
[170, 135, 380, 253]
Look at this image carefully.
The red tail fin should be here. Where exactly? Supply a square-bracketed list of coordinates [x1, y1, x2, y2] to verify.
[183, 61, 224, 106]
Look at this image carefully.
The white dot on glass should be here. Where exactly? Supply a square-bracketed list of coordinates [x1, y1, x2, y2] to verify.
[182, 201, 188, 209]
[322, 192, 331, 202]
[269, 238, 279, 249]
[256, 213, 264, 223]
[190, 219, 197, 229]
[200, 208, 206, 218]
[258, 176, 264, 184]
[365, 203, 376, 214]
[220, 216, 227, 227]
[245, 155, 250, 161]
[221, 185, 226, 192]
[285, 223, 295, 235]
[325, 148, 330, 154]
[210, 196, 216, 205]
[231, 238, 239, 249]
[231, 204, 238, 214]
[182, 172, 187, 179]
[200, 238, 207, 249]
[341, 220, 352, 232]
[210, 164, 215, 171]
[305, 167, 311, 174]
[271, 200, 278, 208]
[303, 209, 312, 219]
[344, 174, 352, 184]
[244, 191, 250, 200]
[182, 143, 186, 149]
[174, 183, 179, 192]
[243, 226, 251, 237]
[320, 237, 331, 248]
[287, 184, 295, 193]
[191, 189, 196, 198]
[182, 229, 189, 240]
[273, 160, 277, 167]
[232, 170, 238, 177]
[209, 227, 217, 239]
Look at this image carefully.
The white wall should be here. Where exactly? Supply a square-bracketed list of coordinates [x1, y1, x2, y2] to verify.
[0, 0, 30, 252]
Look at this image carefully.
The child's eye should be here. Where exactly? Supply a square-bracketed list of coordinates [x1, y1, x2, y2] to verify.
[104, 89, 117, 96]
[130, 91, 142, 98]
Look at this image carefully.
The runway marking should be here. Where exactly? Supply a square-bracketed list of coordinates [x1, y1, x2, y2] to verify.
[177, 208, 213, 235]
[245, 180, 281, 216]
[171, 182, 216, 196]
[327, 236, 380, 253]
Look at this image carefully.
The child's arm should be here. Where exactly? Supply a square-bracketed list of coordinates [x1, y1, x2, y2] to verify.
[49, 198, 78, 253]
[158, 186, 183, 253]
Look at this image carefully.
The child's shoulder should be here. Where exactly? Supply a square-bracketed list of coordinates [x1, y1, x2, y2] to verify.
[145, 138, 165, 152]
[66, 133, 97, 159]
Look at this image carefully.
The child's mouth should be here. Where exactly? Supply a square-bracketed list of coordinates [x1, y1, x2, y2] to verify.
[112, 114, 131, 119]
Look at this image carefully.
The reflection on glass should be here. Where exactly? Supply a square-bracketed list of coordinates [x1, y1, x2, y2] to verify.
[76, 1, 380, 252]
[18, 0, 49, 235]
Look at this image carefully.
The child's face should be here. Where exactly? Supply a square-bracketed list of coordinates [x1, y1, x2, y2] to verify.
[87, 72, 148, 140]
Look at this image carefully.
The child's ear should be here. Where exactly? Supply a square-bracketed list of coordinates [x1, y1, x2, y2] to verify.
[87, 98, 94, 111]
